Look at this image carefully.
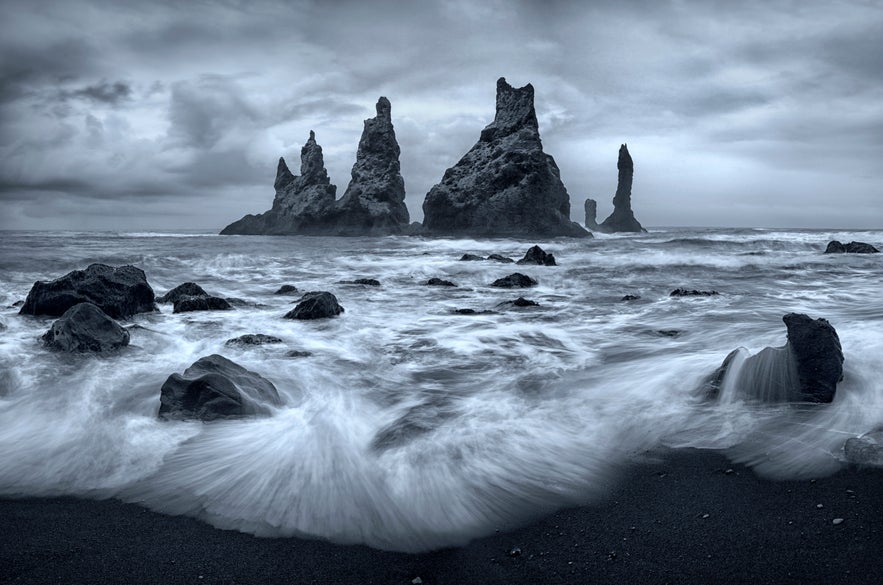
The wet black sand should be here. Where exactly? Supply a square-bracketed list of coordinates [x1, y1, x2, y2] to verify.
[2, 449, 881, 584]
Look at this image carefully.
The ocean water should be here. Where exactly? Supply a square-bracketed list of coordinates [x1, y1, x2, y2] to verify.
[0, 227, 881, 552]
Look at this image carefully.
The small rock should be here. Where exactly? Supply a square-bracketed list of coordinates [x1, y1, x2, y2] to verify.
[701, 513, 710, 519]
[621, 294, 641, 301]
[508, 547, 522, 557]
[655, 329, 681, 337]
[286, 350, 313, 358]
[487, 254, 514, 263]
[832, 518, 844, 525]
[284, 291, 344, 320]
[274, 284, 299, 295]
[490, 273, 538, 288]
[426, 278, 456, 287]
[338, 278, 380, 286]
[816, 504, 824, 509]
[725, 468, 734, 475]
[670, 288, 719, 297]
[460, 254, 484, 261]
[454, 308, 477, 315]
[411, 578, 423, 585]
[157, 282, 208, 303]
[516, 245, 556, 266]
[225, 334, 284, 346]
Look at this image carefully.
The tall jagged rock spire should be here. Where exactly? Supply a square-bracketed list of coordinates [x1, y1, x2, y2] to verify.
[584, 198, 599, 230]
[421, 77, 589, 238]
[598, 144, 645, 233]
[333, 96, 409, 234]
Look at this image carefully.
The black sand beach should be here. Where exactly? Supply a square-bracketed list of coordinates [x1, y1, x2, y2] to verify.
[2, 449, 880, 585]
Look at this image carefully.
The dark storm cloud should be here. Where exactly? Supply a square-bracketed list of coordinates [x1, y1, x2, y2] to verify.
[1, 0, 882, 230]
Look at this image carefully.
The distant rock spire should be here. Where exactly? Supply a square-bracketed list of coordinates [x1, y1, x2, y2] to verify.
[598, 144, 646, 233]
[584, 198, 598, 230]
[421, 77, 589, 238]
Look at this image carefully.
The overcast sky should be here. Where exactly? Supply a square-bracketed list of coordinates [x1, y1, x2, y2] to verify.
[1, 0, 881, 231]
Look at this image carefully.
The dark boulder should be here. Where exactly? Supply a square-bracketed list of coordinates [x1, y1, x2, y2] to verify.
[621, 294, 641, 301]
[460, 254, 484, 261]
[490, 273, 538, 288]
[42, 302, 130, 352]
[19, 263, 157, 319]
[157, 282, 208, 303]
[173, 295, 233, 313]
[422, 78, 590, 238]
[158, 354, 282, 421]
[498, 297, 540, 308]
[702, 313, 843, 403]
[824, 240, 879, 254]
[670, 288, 719, 297]
[488, 254, 514, 263]
[516, 245, 556, 266]
[274, 284, 299, 295]
[338, 278, 381, 286]
[284, 291, 344, 320]
[225, 334, 284, 346]
[426, 278, 456, 287]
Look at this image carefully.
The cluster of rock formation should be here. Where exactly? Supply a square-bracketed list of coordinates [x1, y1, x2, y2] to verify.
[220, 78, 648, 238]
[222, 98, 409, 236]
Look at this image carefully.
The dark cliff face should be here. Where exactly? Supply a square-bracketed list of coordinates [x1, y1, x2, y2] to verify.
[220, 99, 409, 236]
[598, 144, 645, 233]
[421, 77, 589, 238]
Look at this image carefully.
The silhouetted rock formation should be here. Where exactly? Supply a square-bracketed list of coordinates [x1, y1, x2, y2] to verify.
[284, 291, 344, 320]
[422, 78, 589, 238]
[221, 98, 409, 236]
[333, 97, 410, 234]
[20, 264, 156, 319]
[702, 313, 843, 403]
[598, 144, 646, 233]
[158, 354, 282, 421]
[517, 245, 556, 266]
[157, 282, 208, 303]
[42, 302, 130, 352]
[824, 240, 879, 254]
[584, 198, 599, 230]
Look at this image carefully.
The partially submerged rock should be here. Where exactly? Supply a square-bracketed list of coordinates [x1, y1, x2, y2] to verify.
[338, 278, 381, 286]
[422, 78, 589, 238]
[490, 273, 538, 288]
[702, 313, 843, 403]
[157, 282, 208, 303]
[284, 291, 344, 320]
[274, 284, 299, 295]
[20, 263, 157, 319]
[497, 297, 540, 308]
[425, 278, 456, 287]
[516, 245, 556, 266]
[487, 254, 514, 263]
[671, 288, 719, 297]
[824, 240, 879, 254]
[460, 254, 484, 261]
[597, 144, 646, 233]
[621, 294, 641, 301]
[173, 295, 233, 313]
[225, 334, 284, 346]
[158, 354, 282, 421]
[42, 302, 130, 352]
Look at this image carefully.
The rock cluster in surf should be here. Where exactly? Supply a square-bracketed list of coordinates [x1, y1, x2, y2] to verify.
[597, 144, 646, 233]
[421, 78, 589, 238]
[824, 240, 879, 254]
[221, 98, 409, 236]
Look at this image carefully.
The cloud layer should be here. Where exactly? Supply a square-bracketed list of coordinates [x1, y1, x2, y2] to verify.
[1, 0, 881, 230]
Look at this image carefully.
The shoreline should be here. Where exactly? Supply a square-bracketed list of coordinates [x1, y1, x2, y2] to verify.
[2, 449, 881, 584]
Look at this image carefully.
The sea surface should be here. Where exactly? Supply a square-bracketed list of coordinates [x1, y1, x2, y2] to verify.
[1, 228, 881, 551]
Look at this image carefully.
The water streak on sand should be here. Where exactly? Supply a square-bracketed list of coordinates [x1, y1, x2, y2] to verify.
[1, 228, 881, 551]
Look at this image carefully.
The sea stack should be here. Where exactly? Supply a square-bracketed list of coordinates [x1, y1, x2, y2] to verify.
[584, 198, 599, 230]
[333, 97, 410, 235]
[421, 78, 589, 238]
[598, 144, 646, 233]
[220, 131, 337, 235]
[220, 97, 409, 236]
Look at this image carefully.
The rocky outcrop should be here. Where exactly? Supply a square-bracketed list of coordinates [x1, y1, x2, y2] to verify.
[824, 240, 879, 254]
[333, 97, 410, 235]
[284, 291, 344, 320]
[221, 131, 337, 235]
[221, 98, 409, 236]
[158, 354, 282, 421]
[42, 302, 130, 352]
[422, 78, 589, 238]
[20, 264, 156, 319]
[584, 198, 599, 230]
[517, 245, 556, 266]
[702, 313, 843, 403]
[173, 295, 233, 313]
[157, 282, 208, 304]
[597, 144, 646, 233]
[490, 273, 538, 288]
